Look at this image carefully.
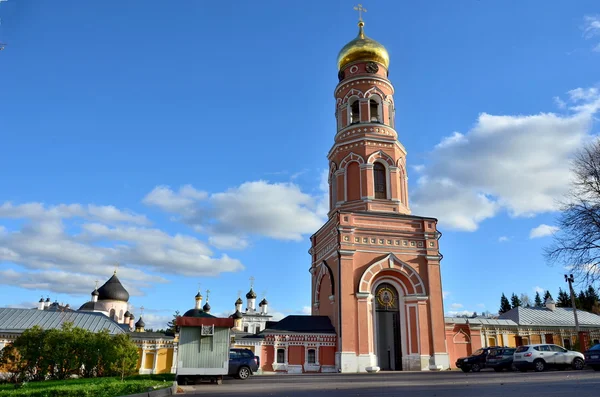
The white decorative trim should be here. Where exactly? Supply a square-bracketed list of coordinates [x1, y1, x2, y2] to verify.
[358, 253, 426, 295]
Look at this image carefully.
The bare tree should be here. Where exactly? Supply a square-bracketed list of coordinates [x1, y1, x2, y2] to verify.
[545, 139, 600, 286]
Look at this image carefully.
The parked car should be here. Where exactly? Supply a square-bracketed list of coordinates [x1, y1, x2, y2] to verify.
[228, 348, 259, 380]
[584, 343, 600, 371]
[455, 347, 496, 372]
[513, 344, 585, 372]
[486, 347, 517, 372]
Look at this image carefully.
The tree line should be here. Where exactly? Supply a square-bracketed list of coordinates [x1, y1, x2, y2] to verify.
[499, 286, 600, 314]
[0, 323, 139, 383]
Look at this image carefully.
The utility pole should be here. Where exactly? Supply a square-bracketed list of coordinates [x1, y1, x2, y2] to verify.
[565, 274, 580, 335]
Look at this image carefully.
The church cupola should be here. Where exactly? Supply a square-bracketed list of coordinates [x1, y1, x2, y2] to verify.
[124, 310, 131, 323]
[246, 288, 257, 312]
[38, 297, 44, 310]
[135, 316, 145, 332]
[44, 297, 50, 309]
[235, 295, 243, 313]
[259, 297, 268, 314]
[337, 20, 389, 72]
[246, 277, 257, 312]
[202, 290, 211, 313]
[194, 290, 203, 310]
[91, 286, 99, 303]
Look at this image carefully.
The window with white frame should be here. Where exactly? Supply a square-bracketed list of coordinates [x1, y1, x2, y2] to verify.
[307, 348, 316, 364]
[276, 348, 285, 364]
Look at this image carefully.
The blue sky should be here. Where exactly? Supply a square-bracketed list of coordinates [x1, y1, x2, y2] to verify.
[1, 0, 599, 328]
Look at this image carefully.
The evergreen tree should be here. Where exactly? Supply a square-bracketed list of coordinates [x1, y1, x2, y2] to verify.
[544, 290, 553, 302]
[584, 286, 599, 312]
[577, 290, 586, 310]
[556, 288, 571, 307]
[166, 310, 180, 336]
[534, 291, 543, 307]
[510, 293, 522, 309]
[499, 293, 512, 314]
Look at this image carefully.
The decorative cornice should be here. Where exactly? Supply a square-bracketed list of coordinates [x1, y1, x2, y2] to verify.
[426, 255, 442, 261]
[338, 249, 356, 257]
[403, 295, 429, 302]
[359, 163, 374, 169]
[355, 292, 371, 299]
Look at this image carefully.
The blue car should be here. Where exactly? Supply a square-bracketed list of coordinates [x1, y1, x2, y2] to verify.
[584, 343, 600, 371]
[228, 348, 259, 380]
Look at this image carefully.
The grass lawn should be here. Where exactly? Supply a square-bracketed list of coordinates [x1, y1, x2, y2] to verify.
[0, 374, 175, 397]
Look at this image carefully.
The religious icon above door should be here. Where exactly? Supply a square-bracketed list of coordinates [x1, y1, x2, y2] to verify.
[375, 283, 398, 311]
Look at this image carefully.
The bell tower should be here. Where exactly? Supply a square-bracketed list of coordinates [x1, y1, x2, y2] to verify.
[329, 18, 409, 217]
[309, 9, 449, 373]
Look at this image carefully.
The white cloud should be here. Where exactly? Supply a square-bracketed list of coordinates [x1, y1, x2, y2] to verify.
[529, 224, 559, 239]
[144, 176, 328, 247]
[411, 86, 600, 231]
[498, 236, 510, 243]
[553, 96, 567, 109]
[583, 15, 600, 39]
[443, 291, 450, 299]
[301, 306, 312, 315]
[0, 202, 149, 225]
[450, 303, 463, 309]
[446, 310, 474, 317]
[476, 303, 485, 308]
[534, 286, 545, 294]
[0, 200, 245, 295]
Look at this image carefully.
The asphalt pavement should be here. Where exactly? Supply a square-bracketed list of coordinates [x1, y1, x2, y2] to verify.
[180, 369, 600, 397]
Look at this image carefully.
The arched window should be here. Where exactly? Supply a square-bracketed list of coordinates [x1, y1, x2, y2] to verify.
[119, 309, 123, 321]
[109, 309, 116, 321]
[370, 98, 381, 123]
[374, 162, 387, 199]
[350, 99, 360, 124]
[330, 173, 338, 209]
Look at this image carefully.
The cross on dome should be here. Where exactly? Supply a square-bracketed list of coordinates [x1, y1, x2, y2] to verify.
[354, 3, 367, 22]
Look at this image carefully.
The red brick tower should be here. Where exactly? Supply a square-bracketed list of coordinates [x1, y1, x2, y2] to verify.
[309, 14, 449, 372]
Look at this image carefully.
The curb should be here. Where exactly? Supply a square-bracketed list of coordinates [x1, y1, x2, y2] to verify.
[118, 382, 178, 397]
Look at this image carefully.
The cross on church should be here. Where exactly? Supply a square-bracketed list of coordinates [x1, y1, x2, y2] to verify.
[94, 280, 99, 289]
[114, 262, 119, 274]
[205, 289, 210, 301]
[354, 4, 367, 21]
[249, 276, 255, 288]
[140, 306, 144, 316]
[237, 290, 242, 298]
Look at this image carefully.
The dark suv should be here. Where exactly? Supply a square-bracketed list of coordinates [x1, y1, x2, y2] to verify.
[228, 348, 259, 380]
[456, 347, 496, 372]
[486, 347, 516, 371]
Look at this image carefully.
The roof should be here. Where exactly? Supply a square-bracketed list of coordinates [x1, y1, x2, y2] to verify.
[183, 308, 216, 318]
[246, 288, 257, 299]
[78, 301, 103, 311]
[232, 330, 264, 339]
[128, 331, 175, 340]
[499, 306, 600, 327]
[445, 317, 518, 326]
[263, 315, 336, 334]
[97, 273, 130, 302]
[0, 308, 124, 334]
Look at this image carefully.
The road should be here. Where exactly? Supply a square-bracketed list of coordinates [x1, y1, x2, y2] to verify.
[181, 369, 600, 396]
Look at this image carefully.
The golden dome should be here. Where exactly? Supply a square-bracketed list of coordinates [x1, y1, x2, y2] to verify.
[337, 21, 389, 71]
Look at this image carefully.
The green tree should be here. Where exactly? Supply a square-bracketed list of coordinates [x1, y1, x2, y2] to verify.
[534, 291, 543, 307]
[544, 290, 553, 302]
[499, 293, 512, 314]
[557, 288, 571, 307]
[12, 326, 47, 381]
[510, 293, 522, 309]
[166, 310, 180, 336]
[106, 334, 140, 380]
[584, 285, 599, 312]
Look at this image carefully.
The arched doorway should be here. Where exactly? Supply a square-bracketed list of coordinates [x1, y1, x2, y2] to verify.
[374, 282, 402, 370]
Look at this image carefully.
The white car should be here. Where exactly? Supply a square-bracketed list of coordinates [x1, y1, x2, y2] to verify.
[513, 344, 585, 372]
